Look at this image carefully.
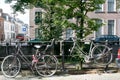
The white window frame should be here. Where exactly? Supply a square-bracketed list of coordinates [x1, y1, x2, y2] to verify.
[95, 19, 104, 38]
[107, 0, 116, 12]
[95, 4, 104, 12]
[107, 19, 116, 35]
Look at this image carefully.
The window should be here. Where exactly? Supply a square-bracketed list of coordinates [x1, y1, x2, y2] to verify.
[6, 15, 9, 21]
[96, 20, 102, 37]
[35, 12, 42, 25]
[66, 28, 73, 40]
[11, 33, 15, 39]
[108, 0, 116, 12]
[11, 25, 15, 31]
[95, 4, 103, 12]
[108, 20, 114, 35]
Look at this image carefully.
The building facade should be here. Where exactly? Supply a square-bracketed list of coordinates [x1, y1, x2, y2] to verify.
[2, 13, 16, 41]
[29, 7, 43, 39]
[0, 9, 29, 41]
[0, 10, 4, 41]
[29, 0, 120, 40]
[87, 0, 120, 38]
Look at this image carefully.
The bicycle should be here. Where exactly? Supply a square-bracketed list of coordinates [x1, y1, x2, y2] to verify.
[69, 37, 113, 66]
[1, 39, 58, 78]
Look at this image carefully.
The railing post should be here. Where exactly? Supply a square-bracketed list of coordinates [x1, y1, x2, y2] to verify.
[62, 40, 65, 71]
[6, 42, 9, 55]
[60, 40, 65, 72]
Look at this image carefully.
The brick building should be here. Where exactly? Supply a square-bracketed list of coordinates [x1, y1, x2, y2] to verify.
[0, 9, 4, 41]
[29, 0, 120, 40]
[87, 0, 120, 38]
[0, 8, 29, 41]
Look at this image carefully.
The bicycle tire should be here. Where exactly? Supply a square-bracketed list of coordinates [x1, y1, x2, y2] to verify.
[35, 55, 57, 77]
[1, 55, 21, 78]
[116, 58, 120, 68]
[91, 45, 113, 66]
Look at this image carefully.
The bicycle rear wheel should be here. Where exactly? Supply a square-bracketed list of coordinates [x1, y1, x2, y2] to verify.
[1, 55, 21, 78]
[91, 45, 113, 66]
[35, 55, 58, 77]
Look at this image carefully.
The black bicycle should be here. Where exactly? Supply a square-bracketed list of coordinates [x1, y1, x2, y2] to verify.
[1, 39, 58, 78]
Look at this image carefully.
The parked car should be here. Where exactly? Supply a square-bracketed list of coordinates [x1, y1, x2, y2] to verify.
[94, 35, 119, 45]
[16, 33, 25, 41]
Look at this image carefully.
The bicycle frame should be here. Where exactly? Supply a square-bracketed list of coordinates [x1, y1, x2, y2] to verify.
[14, 42, 35, 70]
[70, 39, 96, 58]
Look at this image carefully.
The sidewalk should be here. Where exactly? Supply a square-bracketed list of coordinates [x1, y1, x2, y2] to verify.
[0, 63, 119, 80]
[1, 73, 120, 80]
[41, 73, 120, 80]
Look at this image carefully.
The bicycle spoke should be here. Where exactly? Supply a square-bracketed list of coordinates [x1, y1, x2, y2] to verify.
[1, 55, 21, 78]
[92, 45, 113, 66]
[35, 55, 57, 77]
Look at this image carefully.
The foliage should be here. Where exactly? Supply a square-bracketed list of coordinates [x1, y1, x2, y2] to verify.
[5, 0, 35, 13]
[116, 0, 120, 9]
[5, 0, 105, 39]
[36, 1, 64, 41]
[61, 0, 105, 38]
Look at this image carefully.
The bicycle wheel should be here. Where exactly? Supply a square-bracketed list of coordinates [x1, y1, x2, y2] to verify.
[91, 45, 113, 66]
[1, 55, 21, 78]
[35, 55, 58, 77]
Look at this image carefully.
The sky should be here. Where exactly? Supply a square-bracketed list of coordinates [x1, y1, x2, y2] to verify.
[0, 0, 29, 25]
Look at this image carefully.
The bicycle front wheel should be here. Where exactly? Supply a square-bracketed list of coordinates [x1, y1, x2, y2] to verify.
[91, 45, 113, 66]
[35, 55, 58, 77]
[1, 55, 21, 78]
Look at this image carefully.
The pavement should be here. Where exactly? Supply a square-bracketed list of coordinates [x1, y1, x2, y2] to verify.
[0, 63, 120, 80]
[0, 66, 120, 80]
[1, 72, 120, 80]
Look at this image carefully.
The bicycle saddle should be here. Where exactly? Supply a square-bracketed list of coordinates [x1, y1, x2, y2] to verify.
[34, 45, 41, 49]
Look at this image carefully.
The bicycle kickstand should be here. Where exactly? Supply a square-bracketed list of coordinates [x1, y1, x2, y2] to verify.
[104, 65, 109, 73]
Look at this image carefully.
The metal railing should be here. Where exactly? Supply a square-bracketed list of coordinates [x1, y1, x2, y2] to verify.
[0, 40, 119, 71]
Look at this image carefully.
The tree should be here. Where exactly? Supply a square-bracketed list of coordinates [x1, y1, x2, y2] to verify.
[5, 0, 105, 39]
[35, 1, 64, 41]
[5, 0, 64, 41]
[58, 0, 105, 38]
